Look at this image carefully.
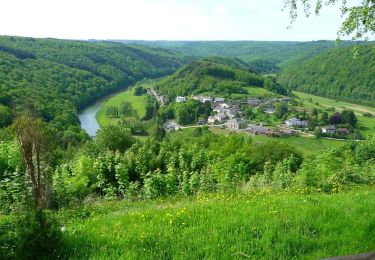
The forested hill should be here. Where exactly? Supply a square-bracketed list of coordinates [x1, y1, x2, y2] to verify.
[115, 40, 361, 73]
[0, 35, 189, 145]
[155, 57, 284, 101]
[279, 45, 375, 106]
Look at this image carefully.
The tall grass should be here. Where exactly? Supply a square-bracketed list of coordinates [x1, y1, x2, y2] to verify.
[58, 187, 375, 259]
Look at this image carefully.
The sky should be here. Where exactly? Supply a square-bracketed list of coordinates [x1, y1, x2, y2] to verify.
[0, 0, 364, 41]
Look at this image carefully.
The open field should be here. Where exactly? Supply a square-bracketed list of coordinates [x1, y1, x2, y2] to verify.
[294, 91, 375, 135]
[59, 187, 375, 259]
[294, 91, 375, 114]
[207, 127, 350, 156]
[245, 86, 274, 97]
[96, 87, 147, 126]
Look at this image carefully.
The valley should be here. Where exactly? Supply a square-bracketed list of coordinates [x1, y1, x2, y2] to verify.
[1, 35, 374, 259]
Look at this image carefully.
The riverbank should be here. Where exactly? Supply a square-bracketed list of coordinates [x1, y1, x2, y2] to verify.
[78, 80, 154, 136]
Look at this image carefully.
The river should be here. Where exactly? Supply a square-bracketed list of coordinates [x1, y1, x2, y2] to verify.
[78, 99, 103, 137]
[78, 86, 137, 136]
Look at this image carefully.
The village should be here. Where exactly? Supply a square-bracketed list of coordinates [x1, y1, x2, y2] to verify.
[147, 88, 354, 139]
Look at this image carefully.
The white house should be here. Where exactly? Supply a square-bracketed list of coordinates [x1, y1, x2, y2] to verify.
[227, 118, 246, 130]
[285, 118, 308, 128]
[322, 125, 336, 134]
[248, 124, 268, 135]
[207, 116, 217, 124]
[202, 96, 213, 103]
[216, 113, 228, 123]
[214, 97, 225, 103]
[247, 98, 263, 107]
[176, 96, 186, 103]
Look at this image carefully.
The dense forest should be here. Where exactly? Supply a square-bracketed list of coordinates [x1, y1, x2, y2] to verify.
[279, 45, 375, 106]
[154, 57, 285, 101]
[0, 36, 189, 145]
[117, 40, 363, 73]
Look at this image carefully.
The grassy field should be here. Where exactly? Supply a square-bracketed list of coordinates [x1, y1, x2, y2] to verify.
[293, 91, 375, 115]
[294, 91, 375, 135]
[59, 187, 375, 259]
[207, 127, 350, 156]
[96, 87, 147, 127]
[245, 86, 274, 97]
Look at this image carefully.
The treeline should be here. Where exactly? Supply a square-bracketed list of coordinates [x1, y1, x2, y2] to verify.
[279, 45, 375, 106]
[118, 40, 360, 69]
[0, 36, 189, 146]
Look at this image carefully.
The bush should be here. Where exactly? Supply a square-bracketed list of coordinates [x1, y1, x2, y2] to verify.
[0, 210, 62, 259]
[144, 169, 167, 199]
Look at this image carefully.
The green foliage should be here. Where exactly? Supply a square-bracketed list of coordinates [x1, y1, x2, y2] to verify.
[249, 59, 280, 73]
[122, 40, 358, 68]
[0, 105, 12, 127]
[284, 0, 375, 40]
[264, 76, 288, 95]
[279, 45, 375, 106]
[0, 141, 26, 212]
[54, 130, 304, 203]
[274, 103, 289, 119]
[173, 100, 212, 125]
[0, 210, 62, 259]
[53, 155, 95, 206]
[296, 144, 375, 191]
[95, 125, 135, 153]
[134, 86, 146, 96]
[155, 59, 264, 100]
[0, 35, 188, 146]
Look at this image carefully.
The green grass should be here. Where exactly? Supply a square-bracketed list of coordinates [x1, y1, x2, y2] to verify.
[293, 91, 375, 114]
[293, 91, 375, 135]
[245, 86, 274, 97]
[207, 127, 350, 156]
[59, 187, 375, 259]
[252, 135, 351, 156]
[96, 87, 147, 126]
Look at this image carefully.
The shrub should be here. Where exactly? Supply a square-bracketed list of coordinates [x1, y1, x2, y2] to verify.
[0, 210, 62, 259]
[144, 169, 167, 199]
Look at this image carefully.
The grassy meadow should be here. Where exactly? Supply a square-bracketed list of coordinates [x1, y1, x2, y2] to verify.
[96, 87, 147, 127]
[207, 127, 350, 156]
[294, 91, 375, 135]
[58, 187, 375, 259]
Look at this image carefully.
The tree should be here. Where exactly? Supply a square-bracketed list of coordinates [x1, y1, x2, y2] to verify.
[134, 86, 146, 96]
[330, 112, 342, 124]
[274, 103, 289, 119]
[0, 105, 12, 127]
[307, 117, 317, 130]
[341, 109, 358, 127]
[13, 115, 48, 209]
[149, 124, 166, 141]
[312, 108, 318, 118]
[284, 0, 375, 40]
[95, 125, 135, 153]
[321, 111, 329, 124]
[193, 127, 203, 137]
[244, 108, 254, 119]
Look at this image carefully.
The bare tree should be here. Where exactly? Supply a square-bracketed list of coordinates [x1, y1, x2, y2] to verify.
[13, 114, 49, 209]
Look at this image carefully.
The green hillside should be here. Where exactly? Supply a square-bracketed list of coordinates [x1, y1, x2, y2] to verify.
[116, 40, 362, 72]
[279, 45, 375, 107]
[0, 36, 188, 145]
[154, 58, 281, 101]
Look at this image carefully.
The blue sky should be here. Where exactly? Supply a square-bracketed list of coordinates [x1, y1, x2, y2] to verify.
[0, 0, 363, 41]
